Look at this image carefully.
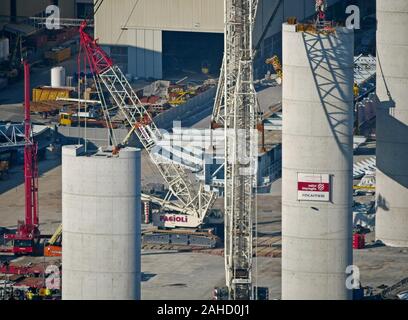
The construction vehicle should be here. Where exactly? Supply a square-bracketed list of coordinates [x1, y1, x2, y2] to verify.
[2, 61, 41, 255]
[44, 224, 62, 257]
[58, 100, 115, 128]
[59, 112, 74, 126]
[77, 20, 218, 247]
[168, 85, 196, 106]
[59, 110, 106, 127]
[45, 189, 223, 257]
[141, 193, 222, 247]
[353, 171, 376, 195]
[0, 260, 47, 276]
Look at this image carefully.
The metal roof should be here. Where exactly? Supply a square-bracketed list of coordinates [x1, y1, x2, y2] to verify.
[3, 23, 37, 36]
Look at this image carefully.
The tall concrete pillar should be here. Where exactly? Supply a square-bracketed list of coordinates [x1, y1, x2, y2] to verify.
[62, 145, 141, 300]
[375, 0, 408, 247]
[282, 23, 354, 300]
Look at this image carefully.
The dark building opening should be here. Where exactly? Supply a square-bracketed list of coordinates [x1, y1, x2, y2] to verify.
[162, 31, 223, 79]
[10, 0, 16, 22]
[77, 2, 94, 19]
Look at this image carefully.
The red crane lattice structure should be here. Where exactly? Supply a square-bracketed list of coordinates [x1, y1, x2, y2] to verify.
[3, 61, 40, 255]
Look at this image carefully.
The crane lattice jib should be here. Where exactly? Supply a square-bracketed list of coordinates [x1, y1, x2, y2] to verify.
[213, 0, 278, 128]
[224, 0, 258, 300]
[79, 22, 215, 222]
[79, 22, 113, 75]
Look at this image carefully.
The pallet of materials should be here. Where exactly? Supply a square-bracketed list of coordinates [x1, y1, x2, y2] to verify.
[44, 47, 71, 63]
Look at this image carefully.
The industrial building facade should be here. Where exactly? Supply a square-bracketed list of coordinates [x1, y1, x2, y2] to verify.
[95, 0, 351, 80]
[0, 0, 93, 22]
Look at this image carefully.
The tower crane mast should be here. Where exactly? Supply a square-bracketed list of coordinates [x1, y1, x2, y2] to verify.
[223, 0, 258, 300]
[212, 0, 283, 128]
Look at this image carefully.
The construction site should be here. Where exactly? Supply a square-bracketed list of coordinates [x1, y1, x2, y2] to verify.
[0, 0, 407, 302]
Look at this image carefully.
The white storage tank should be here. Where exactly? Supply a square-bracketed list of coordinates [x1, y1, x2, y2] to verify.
[51, 66, 66, 87]
[62, 145, 141, 300]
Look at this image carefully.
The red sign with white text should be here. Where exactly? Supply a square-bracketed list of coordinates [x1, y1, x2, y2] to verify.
[297, 173, 330, 201]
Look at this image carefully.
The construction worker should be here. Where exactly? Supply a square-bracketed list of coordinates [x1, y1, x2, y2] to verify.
[26, 289, 34, 300]
[353, 82, 360, 98]
[39, 287, 51, 299]
[44, 287, 52, 297]
[315, 0, 327, 22]
[39, 287, 46, 297]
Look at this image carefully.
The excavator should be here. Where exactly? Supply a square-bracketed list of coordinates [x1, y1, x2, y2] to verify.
[44, 224, 62, 257]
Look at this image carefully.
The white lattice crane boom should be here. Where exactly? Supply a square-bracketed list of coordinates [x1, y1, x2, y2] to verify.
[79, 22, 215, 226]
[223, 0, 258, 300]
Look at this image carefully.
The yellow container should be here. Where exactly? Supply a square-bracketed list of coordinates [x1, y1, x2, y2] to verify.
[33, 87, 71, 102]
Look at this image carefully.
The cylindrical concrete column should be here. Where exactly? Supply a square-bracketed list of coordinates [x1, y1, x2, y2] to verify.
[62, 145, 141, 300]
[375, 0, 408, 247]
[282, 23, 354, 300]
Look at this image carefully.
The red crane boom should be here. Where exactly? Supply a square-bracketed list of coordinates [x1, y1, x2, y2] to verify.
[3, 61, 40, 255]
[24, 61, 39, 228]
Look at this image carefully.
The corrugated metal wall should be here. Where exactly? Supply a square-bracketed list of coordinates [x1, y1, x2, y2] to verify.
[0, 1, 10, 17]
[95, 0, 223, 46]
[95, 0, 344, 79]
[95, 0, 224, 79]
[96, 0, 342, 45]
[128, 29, 162, 79]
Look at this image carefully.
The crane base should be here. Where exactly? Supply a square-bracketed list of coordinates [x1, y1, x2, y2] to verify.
[142, 228, 220, 248]
[212, 286, 269, 300]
